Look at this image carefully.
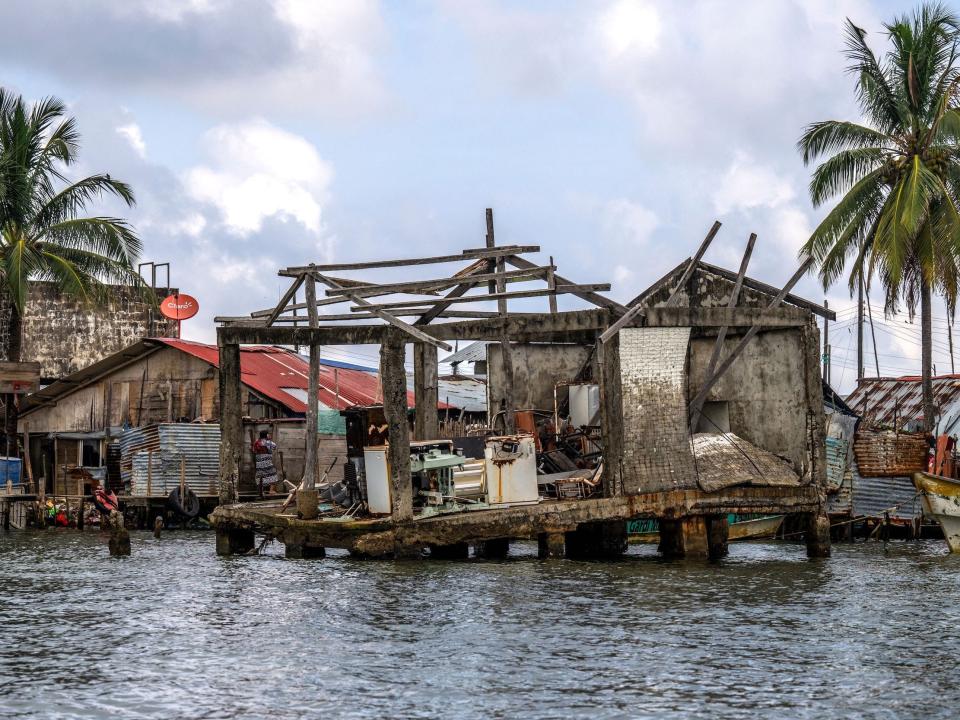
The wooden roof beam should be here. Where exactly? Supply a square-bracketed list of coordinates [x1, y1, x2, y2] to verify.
[351, 284, 611, 312]
[279, 245, 539, 275]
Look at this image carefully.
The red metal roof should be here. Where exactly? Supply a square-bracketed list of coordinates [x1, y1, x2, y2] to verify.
[154, 339, 438, 413]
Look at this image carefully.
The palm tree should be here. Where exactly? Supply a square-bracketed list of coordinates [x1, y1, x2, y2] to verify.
[0, 90, 144, 454]
[799, 3, 960, 431]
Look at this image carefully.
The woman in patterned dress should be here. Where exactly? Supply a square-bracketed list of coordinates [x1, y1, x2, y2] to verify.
[253, 430, 279, 497]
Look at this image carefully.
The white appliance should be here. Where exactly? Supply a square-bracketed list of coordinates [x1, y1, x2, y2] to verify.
[484, 436, 539, 506]
[569, 384, 600, 428]
[363, 447, 391, 515]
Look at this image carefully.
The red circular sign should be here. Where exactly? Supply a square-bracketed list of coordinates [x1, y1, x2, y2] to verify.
[160, 293, 199, 321]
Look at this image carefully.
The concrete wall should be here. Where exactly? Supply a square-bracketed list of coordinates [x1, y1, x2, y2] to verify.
[688, 328, 809, 473]
[19, 346, 278, 433]
[0, 283, 177, 380]
[486, 343, 595, 416]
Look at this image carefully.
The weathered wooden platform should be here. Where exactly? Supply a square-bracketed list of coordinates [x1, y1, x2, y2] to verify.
[210, 485, 822, 557]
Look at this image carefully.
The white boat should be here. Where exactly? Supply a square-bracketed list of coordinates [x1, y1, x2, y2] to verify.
[913, 472, 960, 552]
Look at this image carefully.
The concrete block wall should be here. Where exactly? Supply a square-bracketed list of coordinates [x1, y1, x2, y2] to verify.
[0, 283, 177, 379]
[618, 327, 698, 494]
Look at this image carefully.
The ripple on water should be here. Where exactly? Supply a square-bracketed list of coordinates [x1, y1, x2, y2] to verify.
[2, 532, 960, 719]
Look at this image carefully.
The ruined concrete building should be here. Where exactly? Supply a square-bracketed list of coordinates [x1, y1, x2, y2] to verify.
[210, 214, 834, 561]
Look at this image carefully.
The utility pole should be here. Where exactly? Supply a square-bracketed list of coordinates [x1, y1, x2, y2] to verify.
[823, 299, 830, 386]
[857, 274, 865, 382]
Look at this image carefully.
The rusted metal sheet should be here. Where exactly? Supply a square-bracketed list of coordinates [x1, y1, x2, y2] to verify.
[853, 429, 927, 477]
[118, 423, 221, 496]
[850, 462, 919, 522]
[825, 437, 848, 489]
[847, 375, 960, 432]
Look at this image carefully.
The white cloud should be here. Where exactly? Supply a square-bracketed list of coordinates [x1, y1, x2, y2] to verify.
[713, 152, 795, 214]
[595, 0, 661, 60]
[601, 198, 659, 246]
[115, 123, 147, 158]
[184, 119, 334, 236]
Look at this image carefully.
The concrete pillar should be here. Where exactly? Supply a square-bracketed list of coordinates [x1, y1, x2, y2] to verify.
[285, 543, 326, 559]
[217, 339, 242, 506]
[215, 527, 255, 556]
[538, 531, 565, 559]
[598, 332, 623, 497]
[413, 342, 439, 440]
[805, 510, 831, 558]
[566, 520, 628, 559]
[474, 538, 510, 559]
[658, 517, 709, 559]
[430, 542, 469, 560]
[706, 514, 729, 559]
[380, 331, 412, 521]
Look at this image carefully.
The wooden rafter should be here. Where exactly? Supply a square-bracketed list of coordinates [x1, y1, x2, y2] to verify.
[313, 271, 452, 351]
[350, 284, 611, 312]
[280, 245, 539, 275]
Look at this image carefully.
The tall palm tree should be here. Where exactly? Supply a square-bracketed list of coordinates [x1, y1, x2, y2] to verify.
[0, 90, 144, 454]
[799, 3, 960, 431]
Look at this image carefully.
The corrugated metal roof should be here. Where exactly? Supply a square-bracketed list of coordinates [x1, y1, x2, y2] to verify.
[22, 338, 450, 417]
[408, 375, 488, 412]
[846, 375, 960, 432]
[441, 341, 489, 366]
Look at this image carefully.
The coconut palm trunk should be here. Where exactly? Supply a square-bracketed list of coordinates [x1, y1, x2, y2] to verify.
[0, 89, 144, 462]
[922, 277, 935, 430]
[3, 303, 21, 457]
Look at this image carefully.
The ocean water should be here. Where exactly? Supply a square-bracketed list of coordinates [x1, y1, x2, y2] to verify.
[1, 531, 958, 719]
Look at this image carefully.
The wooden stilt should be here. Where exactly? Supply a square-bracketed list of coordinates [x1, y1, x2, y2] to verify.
[380, 331, 413, 522]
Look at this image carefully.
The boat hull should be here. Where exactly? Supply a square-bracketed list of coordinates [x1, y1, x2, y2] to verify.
[913, 472, 960, 552]
[627, 515, 784, 544]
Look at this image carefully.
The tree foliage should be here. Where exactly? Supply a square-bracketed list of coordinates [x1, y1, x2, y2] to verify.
[0, 89, 143, 315]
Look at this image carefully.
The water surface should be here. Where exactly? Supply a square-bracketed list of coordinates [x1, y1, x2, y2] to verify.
[1, 531, 958, 719]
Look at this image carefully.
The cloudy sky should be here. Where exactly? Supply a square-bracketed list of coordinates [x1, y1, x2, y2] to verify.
[1, 0, 946, 391]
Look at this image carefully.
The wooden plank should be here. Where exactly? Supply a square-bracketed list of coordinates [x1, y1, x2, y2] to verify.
[689, 233, 756, 432]
[303, 276, 320, 491]
[415, 261, 489, 326]
[280, 245, 540, 275]
[323, 265, 552, 298]
[264, 273, 305, 328]
[488, 209, 515, 433]
[600, 220, 721, 343]
[665, 220, 722, 307]
[250, 293, 349, 318]
[413, 342, 439, 440]
[313, 272, 452, 351]
[351, 285, 611, 312]
[504, 255, 626, 314]
[547, 255, 558, 314]
[686, 256, 815, 414]
[219, 309, 610, 345]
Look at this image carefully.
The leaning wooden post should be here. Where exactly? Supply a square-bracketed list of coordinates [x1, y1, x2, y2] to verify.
[413, 342, 439, 440]
[597, 329, 623, 497]
[217, 338, 242, 507]
[689, 232, 756, 432]
[487, 208, 516, 433]
[298, 271, 321, 520]
[380, 331, 413, 521]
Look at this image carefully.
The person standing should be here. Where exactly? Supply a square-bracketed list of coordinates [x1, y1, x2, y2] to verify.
[253, 430, 279, 498]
